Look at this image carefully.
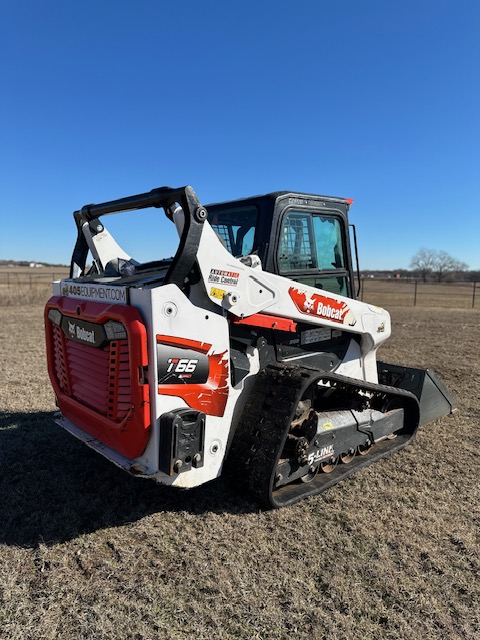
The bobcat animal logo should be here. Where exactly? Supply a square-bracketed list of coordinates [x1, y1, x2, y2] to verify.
[303, 297, 315, 313]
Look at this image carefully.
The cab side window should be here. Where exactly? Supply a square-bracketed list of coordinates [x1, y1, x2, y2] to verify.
[208, 206, 257, 258]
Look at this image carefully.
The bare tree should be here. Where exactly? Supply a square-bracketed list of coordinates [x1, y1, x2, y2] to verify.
[410, 248, 436, 282]
[410, 248, 468, 282]
[433, 250, 468, 282]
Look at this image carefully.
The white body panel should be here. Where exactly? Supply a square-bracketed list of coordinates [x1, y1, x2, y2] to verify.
[128, 284, 258, 488]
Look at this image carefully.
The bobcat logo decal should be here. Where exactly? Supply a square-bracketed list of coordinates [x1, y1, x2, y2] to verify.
[289, 287, 356, 326]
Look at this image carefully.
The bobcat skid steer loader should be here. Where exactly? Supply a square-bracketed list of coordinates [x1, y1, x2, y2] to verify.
[45, 186, 456, 507]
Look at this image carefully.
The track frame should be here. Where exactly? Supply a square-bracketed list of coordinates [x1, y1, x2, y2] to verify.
[226, 364, 420, 508]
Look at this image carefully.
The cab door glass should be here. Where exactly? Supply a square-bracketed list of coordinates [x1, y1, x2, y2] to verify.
[312, 216, 345, 270]
[278, 210, 350, 297]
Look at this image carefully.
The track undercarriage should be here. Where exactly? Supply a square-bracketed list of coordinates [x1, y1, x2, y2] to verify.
[227, 364, 421, 508]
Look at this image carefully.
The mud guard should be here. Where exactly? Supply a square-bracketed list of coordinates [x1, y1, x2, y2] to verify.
[377, 361, 457, 426]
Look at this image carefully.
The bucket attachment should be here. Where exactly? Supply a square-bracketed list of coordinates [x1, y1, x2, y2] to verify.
[377, 361, 457, 427]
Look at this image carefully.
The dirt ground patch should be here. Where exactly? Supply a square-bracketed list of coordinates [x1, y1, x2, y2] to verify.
[0, 294, 479, 639]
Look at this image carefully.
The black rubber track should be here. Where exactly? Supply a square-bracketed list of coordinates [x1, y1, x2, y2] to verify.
[225, 364, 420, 508]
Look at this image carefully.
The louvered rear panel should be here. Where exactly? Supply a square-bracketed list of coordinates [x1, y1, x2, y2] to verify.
[45, 297, 150, 459]
[51, 330, 131, 423]
[52, 324, 70, 394]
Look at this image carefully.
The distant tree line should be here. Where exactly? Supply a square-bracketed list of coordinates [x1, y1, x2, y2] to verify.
[0, 259, 68, 268]
[362, 248, 478, 283]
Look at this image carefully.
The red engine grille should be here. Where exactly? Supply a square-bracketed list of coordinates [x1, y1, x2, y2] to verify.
[45, 297, 150, 459]
[52, 330, 132, 422]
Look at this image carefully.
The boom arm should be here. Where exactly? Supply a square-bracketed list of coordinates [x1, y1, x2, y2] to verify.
[194, 219, 391, 383]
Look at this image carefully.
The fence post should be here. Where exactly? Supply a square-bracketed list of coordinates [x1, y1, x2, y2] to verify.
[473, 282, 477, 309]
[413, 280, 418, 306]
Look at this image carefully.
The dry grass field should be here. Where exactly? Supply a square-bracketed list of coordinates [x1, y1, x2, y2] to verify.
[0, 279, 478, 639]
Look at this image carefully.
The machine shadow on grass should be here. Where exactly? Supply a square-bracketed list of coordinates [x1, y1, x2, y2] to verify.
[0, 411, 257, 548]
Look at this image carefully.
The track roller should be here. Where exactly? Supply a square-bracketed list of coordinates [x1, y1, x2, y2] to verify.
[357, 441, 372, 456]
[320, 457, 337, 473]
[340, 449, 356, 464]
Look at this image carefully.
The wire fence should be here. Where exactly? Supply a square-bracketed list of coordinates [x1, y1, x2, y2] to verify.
[0, 269, 70, 290]
[360, 278, 478, 309]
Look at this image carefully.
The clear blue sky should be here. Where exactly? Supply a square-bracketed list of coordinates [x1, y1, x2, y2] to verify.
[1, 0, 478, 269]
